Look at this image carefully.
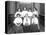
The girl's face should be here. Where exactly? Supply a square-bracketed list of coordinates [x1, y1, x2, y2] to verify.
[18, 9, 20, 12]
[17, 15, 20, 17]
[29, 10, 31, 12]
[17, 14, 21, 17]
[24, 8, 27, 11]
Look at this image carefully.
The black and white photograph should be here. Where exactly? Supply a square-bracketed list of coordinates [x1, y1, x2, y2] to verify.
[5, 1, 45, 34]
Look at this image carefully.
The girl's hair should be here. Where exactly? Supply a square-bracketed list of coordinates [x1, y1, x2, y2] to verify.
[17, 14, 21, 17]
[34, 7, 38, 11]
[33, 14, 38, 18]
[29, 8, 32, 10]
[16, 8, 21, 12]
[28, 8, 32, 12]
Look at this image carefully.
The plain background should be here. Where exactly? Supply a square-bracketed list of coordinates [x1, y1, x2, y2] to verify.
[0, 0, 46, 35]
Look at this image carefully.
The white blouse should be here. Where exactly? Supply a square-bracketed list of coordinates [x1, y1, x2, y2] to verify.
[21, 11, 28, 17]
[32, 17, 38, 24]
[13, 17, 22, 26]
[23, 17, 30, 26]
[28, 12, 33, 17]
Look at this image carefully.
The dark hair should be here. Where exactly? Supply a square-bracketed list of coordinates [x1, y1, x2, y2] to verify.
[16, 8, 20, 11]
[28, 8, 32, 12]
[29, 8, 32, 10]
[34, 7, 38, 11]
[17, 14, 21, 17]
